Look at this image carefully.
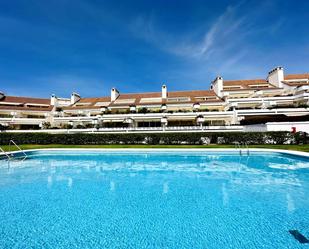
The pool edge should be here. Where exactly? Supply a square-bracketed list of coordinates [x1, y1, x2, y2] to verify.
[2, 148, 309, 158]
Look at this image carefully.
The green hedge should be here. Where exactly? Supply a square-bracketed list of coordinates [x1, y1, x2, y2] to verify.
[0, 131, 302, 145]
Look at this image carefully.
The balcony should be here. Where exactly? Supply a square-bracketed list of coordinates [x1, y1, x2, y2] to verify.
[1, 125, 244, 133]
[0, 117, 45, 125]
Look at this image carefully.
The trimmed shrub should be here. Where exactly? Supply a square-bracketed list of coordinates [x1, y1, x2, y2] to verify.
[0, 131, 300, 145]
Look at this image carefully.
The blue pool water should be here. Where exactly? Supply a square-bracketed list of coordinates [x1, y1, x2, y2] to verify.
[0, 150, 309, 249]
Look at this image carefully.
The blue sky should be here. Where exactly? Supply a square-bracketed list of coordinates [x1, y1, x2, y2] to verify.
[0, 0, 309, 98]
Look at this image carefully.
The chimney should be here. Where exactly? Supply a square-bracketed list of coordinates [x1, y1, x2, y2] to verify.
[267, 67, 284, 88]
[211, 76, 223, 97]
[50, 94, 58, 106]
[162, 84, 167, 99]
[111, 88, 119, 101]
[71, 92, 81, 105]
[0, 91, 5, 100]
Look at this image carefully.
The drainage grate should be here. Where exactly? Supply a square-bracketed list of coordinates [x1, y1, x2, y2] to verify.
[289, 230, 309, 244]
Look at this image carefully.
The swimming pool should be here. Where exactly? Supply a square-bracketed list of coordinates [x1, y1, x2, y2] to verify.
[0, 149, 308, 248]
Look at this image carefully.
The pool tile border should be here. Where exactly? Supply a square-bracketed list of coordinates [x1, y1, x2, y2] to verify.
[1, 148, 309, 158]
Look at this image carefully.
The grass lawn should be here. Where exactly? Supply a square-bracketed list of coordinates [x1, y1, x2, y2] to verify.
[1, 144, 309, 152]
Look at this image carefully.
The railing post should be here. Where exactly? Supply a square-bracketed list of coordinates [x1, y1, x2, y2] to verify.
[0, 147, 10, 160]
[9, 140, 27, 159]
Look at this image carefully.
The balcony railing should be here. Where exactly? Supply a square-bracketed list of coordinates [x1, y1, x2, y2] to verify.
[2, 125, 244, 133]
[0, 117, 45, 124]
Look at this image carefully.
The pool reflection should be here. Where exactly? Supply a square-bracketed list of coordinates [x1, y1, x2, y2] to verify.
[0, 151, 308, 248]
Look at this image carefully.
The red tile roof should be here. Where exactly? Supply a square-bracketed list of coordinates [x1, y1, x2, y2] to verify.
[283, 81, 309, 86]
[0, 95, 52, 111]
[283, 74, 309, 86]
[284, 73, 309, 80]
[1, 96, 50, 105]
[222, 79, 278, 91]
[224, 79, 272, 86]
[63, 96, 111, 110]
[63, 89, 223, 110]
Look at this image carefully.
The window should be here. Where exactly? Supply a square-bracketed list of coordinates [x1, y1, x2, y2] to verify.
[223, 85, 241, 89]
[140, 97, 162, 103]
[25, 103, 49, 108]
[195, 96, 217, 101]
[94, 102, 110, 107]
[0, 102, 23, 106]
[113, 98, 136, 104]
[167, 97, 190, 102]
[248, 84, 269, 89]
[74, 102, 91, 106]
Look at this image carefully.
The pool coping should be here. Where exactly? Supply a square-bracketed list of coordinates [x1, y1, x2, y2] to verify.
[2, 148, 309, 158]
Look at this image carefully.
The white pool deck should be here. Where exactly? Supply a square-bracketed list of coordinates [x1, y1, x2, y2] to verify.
[1, 148, 309, 158]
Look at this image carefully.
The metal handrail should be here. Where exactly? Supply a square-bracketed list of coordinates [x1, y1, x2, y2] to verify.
[235, 142, 250, 156]
[234, 142, 242, 155]
[244, 142, 250, 155]
[0, 147, 10, 159]
[9, 140, 27, 159]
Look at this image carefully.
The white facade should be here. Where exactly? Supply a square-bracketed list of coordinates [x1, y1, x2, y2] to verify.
[111, 88, 119, 101]
[244, 121, 309, 133]
[70, 92, 80, 105]
[267, 67, 284, 88]
[162, 85, 167, 99]
[211, 76, 223, 97]
[1, 66, 309, 131]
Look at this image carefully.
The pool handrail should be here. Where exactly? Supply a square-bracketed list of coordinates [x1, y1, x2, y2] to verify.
[0, 146, 11, 159]
[234, 142, 250, 156]
[9, 140, 27, 159]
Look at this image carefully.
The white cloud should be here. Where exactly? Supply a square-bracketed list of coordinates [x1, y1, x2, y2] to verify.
[129, 2, 289, 84]
[130, 4, 247, 60]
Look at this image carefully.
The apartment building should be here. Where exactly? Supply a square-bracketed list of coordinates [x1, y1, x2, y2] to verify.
[0, 67, 308, 130]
